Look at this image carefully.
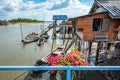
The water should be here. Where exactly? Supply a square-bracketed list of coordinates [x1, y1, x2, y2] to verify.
[0, 23, 63, 80]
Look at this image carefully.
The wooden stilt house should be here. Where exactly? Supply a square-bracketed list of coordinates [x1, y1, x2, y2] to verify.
[74, 0, 120, 41]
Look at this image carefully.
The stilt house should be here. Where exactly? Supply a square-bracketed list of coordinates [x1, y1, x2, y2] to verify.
[74, 0, 120, 41]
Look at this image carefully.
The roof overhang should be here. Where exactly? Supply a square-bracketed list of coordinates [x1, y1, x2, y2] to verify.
[95, 0, 120, 19]
[72, 12, 108, 20]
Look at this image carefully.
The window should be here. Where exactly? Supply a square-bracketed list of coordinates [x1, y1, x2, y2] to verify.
[92, 18, 103, 31]
[92, 18, 109, 32]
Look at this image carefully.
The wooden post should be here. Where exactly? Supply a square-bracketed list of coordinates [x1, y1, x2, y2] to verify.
[20, 23, 24, 42]
[107, 43, 111, 51]
[51, 20, 57, 52]
[78, 40, 81, 51]
[54, 20, 57, 39]
[88, 42, 92, 58]
[95, 42, 101, 65]
[75, 36, 77, 47]
[63, 26, 66, 44]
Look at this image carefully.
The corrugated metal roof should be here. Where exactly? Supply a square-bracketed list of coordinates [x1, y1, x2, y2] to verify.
[96, 0, 120, 19]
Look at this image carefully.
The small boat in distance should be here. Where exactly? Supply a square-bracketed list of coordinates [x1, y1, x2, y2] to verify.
[20, 24, 40, 44]
[37, 32, 49, 46]
[22, 32, 39, 44]
[37, 37, 44, 46]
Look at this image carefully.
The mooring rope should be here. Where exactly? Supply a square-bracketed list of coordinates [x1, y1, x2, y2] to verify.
[14, 71, 27, 80]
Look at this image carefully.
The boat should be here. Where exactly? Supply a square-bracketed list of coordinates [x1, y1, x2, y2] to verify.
[41, 45, 64, 62]
[22, 32, 39, 44]
[37, 32, 49, 46]
[37, 37, 45, 46]
[24, 46, 64, 80]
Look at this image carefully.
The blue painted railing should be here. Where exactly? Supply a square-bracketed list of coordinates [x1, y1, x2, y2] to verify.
[0, 66, 120, 80]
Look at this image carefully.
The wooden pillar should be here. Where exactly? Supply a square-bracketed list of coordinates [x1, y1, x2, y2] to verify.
[20, 23, 24, 42]
[95, 42, 101, 65]
[61, 27, 64, 38]
[88, 42, 92, 58]
[78, 40, 81, 51]
[63, 26, 66, 44]
[75, 36, 77, 47]
[106, 43, 111, 51]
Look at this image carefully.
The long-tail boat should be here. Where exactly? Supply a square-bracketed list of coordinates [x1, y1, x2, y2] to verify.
[22, 32, 39, 44]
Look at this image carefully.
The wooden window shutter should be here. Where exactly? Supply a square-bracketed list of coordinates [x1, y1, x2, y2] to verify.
[101, 19, 109, 31]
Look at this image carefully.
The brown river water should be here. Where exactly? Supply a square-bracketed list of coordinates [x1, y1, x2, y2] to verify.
[0, 23, 63, 80]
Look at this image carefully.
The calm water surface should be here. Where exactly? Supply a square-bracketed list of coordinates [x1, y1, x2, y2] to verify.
[0, 23, 63, 80]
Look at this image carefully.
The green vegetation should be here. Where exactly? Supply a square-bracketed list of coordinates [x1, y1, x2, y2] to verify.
[9, 18, 43, 23]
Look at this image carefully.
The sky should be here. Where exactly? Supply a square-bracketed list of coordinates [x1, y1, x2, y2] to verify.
[0, 0, 94, 21]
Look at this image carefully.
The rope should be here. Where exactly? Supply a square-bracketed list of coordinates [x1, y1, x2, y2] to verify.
[14, 71, 27, 80]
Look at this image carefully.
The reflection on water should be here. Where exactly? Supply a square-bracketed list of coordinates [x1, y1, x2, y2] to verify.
[0, 23, 63, 80]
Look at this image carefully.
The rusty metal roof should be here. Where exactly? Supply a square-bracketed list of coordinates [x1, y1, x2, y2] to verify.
[96, 0, 120, 19]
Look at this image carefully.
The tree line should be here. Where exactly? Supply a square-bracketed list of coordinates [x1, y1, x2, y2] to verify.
[9, 18, 43, 23]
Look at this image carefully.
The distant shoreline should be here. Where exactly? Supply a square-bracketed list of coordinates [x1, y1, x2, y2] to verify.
[0, 21, 53, 26]
[10, 21, 52, 24]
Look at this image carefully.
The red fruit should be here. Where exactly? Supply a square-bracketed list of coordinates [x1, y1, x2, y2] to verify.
[74, 61, 79, 66]
[85, 61, 90, 66]
[79, 61, 82, 65]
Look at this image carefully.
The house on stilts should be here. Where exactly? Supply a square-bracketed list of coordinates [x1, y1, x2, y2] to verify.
[70, 0, 120, 65]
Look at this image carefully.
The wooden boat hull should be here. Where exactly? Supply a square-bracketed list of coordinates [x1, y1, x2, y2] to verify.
[24, 46, 64, 80]
[22, 32, 39, 44]
[23, 38, 39, 44]
[41, 45, 64, 62]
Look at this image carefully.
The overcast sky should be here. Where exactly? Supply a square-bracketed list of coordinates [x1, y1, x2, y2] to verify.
[0, 0, 94, 21]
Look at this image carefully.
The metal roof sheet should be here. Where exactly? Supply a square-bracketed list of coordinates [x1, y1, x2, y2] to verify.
[96, 0, 120, 18]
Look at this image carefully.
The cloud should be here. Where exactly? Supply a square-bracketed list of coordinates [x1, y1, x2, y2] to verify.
[2, 5, 14, 12]
[49, 0, 69, 10]
[0, 0, 93, 21]
[51, 0, 91, 18]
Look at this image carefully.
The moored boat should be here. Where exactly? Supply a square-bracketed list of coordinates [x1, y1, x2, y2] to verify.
[24, 46, 64, 80]
[37, 37, 45, 46]
[37, 32, 49, 46]
[22, 32, 39, 44]
[41, 45, 64, 62]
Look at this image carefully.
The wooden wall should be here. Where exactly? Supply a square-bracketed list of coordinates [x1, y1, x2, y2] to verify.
[75, 12, 120, 41]
[108, 19, 120, 40]
[76, 16, 93, 40]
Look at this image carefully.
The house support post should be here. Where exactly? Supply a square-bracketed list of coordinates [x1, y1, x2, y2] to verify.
[78, 40, 81, 51]
[88, 42, 92, 59]
[95, 42, 101, 65]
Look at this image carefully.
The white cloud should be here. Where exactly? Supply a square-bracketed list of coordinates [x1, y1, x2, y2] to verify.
[52, 0, 91, 19]
[0, 0, 92, 21]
